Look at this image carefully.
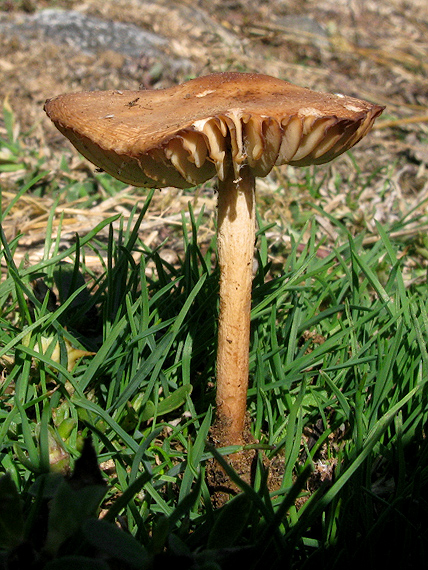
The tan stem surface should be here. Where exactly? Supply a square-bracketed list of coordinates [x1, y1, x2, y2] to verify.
[215, 165, 256, 446]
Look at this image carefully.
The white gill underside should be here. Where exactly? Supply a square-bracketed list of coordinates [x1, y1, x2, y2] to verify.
[162, 109, 356, 186]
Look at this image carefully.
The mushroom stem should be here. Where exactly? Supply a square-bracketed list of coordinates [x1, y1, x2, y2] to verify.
[215, 164, 256, 446]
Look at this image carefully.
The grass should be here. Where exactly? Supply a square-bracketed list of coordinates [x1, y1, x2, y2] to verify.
[1, 112, 428, 569]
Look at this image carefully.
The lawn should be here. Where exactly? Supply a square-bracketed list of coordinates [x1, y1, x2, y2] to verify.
[1, 99, 428, 569]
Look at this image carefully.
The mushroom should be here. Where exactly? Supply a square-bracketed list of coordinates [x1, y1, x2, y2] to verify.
[44, 72, 384, 450]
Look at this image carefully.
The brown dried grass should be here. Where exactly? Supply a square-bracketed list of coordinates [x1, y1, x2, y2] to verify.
[1, 0, 428, 277]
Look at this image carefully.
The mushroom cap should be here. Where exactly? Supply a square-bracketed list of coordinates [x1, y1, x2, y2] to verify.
[44, 72, 384, 188]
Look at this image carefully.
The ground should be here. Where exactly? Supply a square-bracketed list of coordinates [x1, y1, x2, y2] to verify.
[1, 0, 428, 269]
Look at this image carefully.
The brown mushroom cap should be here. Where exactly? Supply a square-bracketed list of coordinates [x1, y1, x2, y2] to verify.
[44, 72, 384, 188]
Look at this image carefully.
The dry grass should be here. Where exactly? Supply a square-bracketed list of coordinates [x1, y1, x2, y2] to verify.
[1, 0, 428, 277]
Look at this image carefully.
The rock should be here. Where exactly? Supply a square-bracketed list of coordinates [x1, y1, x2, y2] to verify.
[0, 8, 192, 71]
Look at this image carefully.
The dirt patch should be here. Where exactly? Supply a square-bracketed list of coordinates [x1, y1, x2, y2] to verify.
[1, 0, 428, 305]
[1, 0, 427, 154]
[1, 0, 428, 278]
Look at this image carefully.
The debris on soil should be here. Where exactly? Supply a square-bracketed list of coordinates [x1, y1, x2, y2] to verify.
[2, 0, 428, 290]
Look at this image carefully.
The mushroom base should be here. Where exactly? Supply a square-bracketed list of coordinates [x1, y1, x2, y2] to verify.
[206, 413, 256, 508]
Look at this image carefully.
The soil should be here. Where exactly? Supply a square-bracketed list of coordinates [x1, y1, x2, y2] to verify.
[1, 0, 428, 256]
[1, 0, 427, 168]
[0, 0, 426, 276]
